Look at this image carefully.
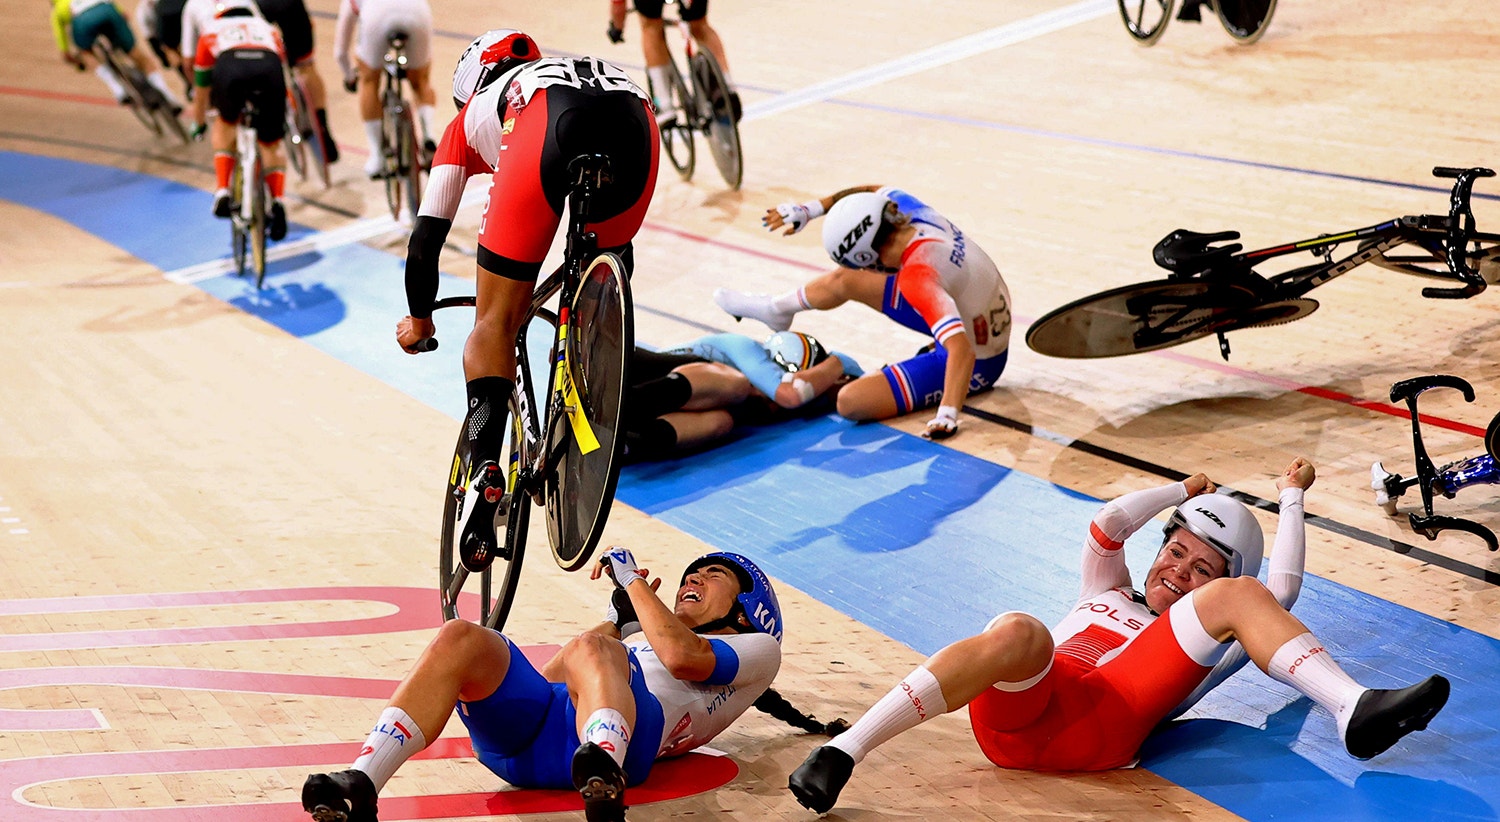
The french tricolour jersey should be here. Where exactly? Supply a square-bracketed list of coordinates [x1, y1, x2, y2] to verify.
[882, 186, 1011, 360]
[624, 630, 780, 759]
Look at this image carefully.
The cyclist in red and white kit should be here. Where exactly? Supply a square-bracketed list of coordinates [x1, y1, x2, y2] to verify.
[714, 186, 1011, 441]
[787, 457, 1452, 814]
[393, 29, 659, 572]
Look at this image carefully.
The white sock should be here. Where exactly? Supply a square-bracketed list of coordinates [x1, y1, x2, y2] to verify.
[646, 65, 674, 113]
[1266, 632, 1367, 738]
[581, 708, 631, 768]
[146, 71, 181, 105]
[363, 119, 384, 156]
[771, 287, 811, 315]
[417, 104, 436, 144]
[827, 666, 947, 764]
[94, 66, 126, 100]
[351, 706, 428, 792]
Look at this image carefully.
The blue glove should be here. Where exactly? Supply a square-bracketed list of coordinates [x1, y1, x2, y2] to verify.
[599, 546, 647, 589]
[829, 351, 864, 378]
[606, 586, 641, 637]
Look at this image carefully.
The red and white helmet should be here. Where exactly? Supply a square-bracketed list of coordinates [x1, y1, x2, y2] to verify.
[451, 29, 541, 111]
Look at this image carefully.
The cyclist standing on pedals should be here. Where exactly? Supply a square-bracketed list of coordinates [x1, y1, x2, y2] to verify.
[180, 0, 341, 164]
[302, 549, 842, 822]
[606, 0, 741, 125]
[715, 186, 1012, 441]
[333, 0, 439, 179]
[188, 0, 289, 241]
[787, 458, 1454, 815]
[624, 330, 863, 462]
[51, 0, 185, 110]
[393, 29, 659, 573]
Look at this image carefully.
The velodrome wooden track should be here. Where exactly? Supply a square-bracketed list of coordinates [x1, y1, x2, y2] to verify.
[2, 0, 1498, 819]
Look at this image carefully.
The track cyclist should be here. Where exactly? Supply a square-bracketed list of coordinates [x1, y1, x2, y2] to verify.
[787, 458, 1452, 815]
[188, 0, 290, 240]
[393, 30, 659, 574]
[333, 0, 439, 178]
[607, 0, 741, 125]
[52, 0, 185, 109]
[715, 186, 1012, 441]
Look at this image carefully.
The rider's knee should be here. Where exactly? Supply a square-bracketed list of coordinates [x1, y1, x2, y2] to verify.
[1193, 574, 1269, 610]
[430, 617, 500, 662]
[982, 612, 1051, 651]
[557, 631, 626, 673]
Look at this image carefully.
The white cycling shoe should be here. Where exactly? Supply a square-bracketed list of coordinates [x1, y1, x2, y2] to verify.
[1371, 461, 1400, 516]
[712, 288, 795, 332]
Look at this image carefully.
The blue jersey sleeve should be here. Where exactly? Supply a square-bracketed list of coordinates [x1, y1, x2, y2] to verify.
[673, 333, 786, 398]
[702, 638, 741, 685]
[877, 186, 945, 230]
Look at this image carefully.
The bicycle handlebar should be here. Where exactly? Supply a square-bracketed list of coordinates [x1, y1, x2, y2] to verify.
[408, 296, 478, 353]
[1424, 165, 1495, 299]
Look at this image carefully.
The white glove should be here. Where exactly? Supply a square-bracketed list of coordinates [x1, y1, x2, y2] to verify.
[600, 545, 648, 588]
[922, 405, 960, 440]
[767, 199, 825, 235]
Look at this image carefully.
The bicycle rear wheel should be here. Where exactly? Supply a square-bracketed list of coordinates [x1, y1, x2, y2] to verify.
[99, 46, 161, 136]
[1216, 0, 1277, 43]
[545, 253, 633, 572]
[651, 62, 696, 181]
[1025, 278, 1269, 358]
[1117, 0, 1175, 45]
[691, 51, 742, 190]
[400, 107, 423, 219]
[248, 150, 267, 288]
[1487, 411, 1500, 463]
[283, 82, 308, 180]
[229, 164, 248, 277]
[439, 394, 529, 629]
[381, 96, 402, 220]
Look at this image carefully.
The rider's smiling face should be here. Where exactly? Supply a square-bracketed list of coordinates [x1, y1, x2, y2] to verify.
[675, 563, 743, 629]
[1144, 528, 1228, 613]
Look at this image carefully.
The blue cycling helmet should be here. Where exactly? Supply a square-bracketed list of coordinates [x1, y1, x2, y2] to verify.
[681, 552, 783, 644]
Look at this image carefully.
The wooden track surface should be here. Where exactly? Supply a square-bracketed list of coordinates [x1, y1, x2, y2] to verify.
[3, 0, 1497, 819]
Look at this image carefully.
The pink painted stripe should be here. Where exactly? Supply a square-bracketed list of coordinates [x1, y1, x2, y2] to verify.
[0, 708, 103, 731]
[0, 84, 117, 107]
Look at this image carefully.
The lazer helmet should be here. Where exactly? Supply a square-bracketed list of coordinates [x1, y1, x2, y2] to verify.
[681, 552, 783, 644]
[451, 29, 541, 111]
[822, 192, 894, 269]
[213, 0, 258, 18]
[764, 331, 829, 373]
[1164, 493, 1264, 578]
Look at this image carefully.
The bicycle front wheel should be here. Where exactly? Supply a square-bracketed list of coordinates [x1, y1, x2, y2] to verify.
[1216, 0, 1276, 43]
[691, 51, 742, 190]
[1117, 0, 1175, 45]
[1361, 234, 1500, 282]
[1026, 278, 1265, 358]
[439, 394, 529, 628]
[545, 253, 633, 572]
[651, 63, 696, 181]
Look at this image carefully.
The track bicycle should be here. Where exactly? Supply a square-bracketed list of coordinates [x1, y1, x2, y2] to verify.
[1026, 166, 1500, 361]
[281, 62, 331, 188]
[88, 36, 189, 142]
[228, 99, 271, 288]
[640, 0, 743, 190]
[415, 154, 634, 629]
[1118, 0, 1276, 47]
[1371, 375, 1500, 552]
[377, 33, 425, 220]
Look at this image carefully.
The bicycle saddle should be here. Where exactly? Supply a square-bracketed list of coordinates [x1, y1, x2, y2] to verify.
[1153, 229, 1244, 274]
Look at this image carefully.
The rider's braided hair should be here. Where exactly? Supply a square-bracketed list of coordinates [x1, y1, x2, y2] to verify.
[752, 687, 849, 736]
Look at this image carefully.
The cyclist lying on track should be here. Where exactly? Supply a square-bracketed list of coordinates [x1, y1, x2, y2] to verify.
[787, 458, 1452, 814]
[52, 0, 184, 109]
[715, 186, 1012, 441]
[189, 0, 289, 240]
[624, 331, 862, 462]
[302, 549, 839, 822]
[394, 29, 659, 573]
[333, 0, 440, 178]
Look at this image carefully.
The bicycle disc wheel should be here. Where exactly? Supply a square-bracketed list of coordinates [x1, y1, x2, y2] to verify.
[691, 51, 743, 190]
[1025, 278, 1263, 358]
[401, 108, 423, 220]
[1486, 411, 1500, 462]
[282, 93, 308, 180]
[652, 64, 696, 181]
[102, 48, 159, 135]
[382, 101, 402, 220]
[229, 165, 247, 277]
[1216, 0, 1276, 43]
[248, 151, 267, 288]
[1117, 0, 1174, 45]
[439, 395, 529, 629]
[545, 253, 632, 572]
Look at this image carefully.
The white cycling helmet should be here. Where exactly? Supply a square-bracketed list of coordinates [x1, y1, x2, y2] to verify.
[1164, 493, 1264, 578]
[451, 29, 541, 111]
[213, 0, 259, 18]
[764, 331, 828, 372]
[822, 192, 893, 269]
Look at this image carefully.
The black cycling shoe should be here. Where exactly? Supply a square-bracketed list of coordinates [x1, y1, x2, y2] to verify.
[301, 769, 378, 822]
[458, 461, 506, 573]
[572, 742, 628, 822]
[1344, 674, 1450, 760]
[268, 201, 288, 241]
[788, 745, 854, 815]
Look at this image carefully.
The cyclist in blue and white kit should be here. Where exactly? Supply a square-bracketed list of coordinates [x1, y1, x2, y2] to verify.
[301, 549, 835, 822]
[715, 185, 1012, 441]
